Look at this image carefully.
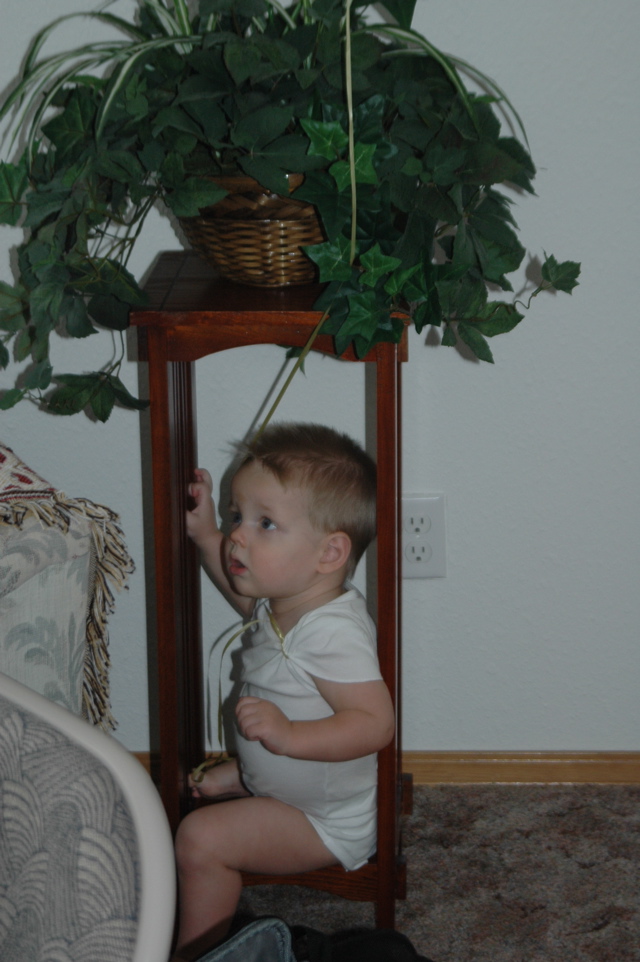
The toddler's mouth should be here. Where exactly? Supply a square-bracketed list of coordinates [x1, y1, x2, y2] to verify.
[227, 557, 247, 576]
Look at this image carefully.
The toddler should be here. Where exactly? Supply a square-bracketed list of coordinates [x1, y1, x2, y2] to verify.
[175, 422, 394, 957]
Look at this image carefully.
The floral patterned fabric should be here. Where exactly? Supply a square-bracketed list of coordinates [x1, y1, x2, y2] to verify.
[0, 444, 134, 730]
[0, 516, 91, 718]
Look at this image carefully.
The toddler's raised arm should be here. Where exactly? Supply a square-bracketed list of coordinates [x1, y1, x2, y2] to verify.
[186, 468, 251, 615]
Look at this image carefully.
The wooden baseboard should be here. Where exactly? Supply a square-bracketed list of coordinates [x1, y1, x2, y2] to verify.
[133, 751, 152, 775]
[403, 751, 640, 785]
[133, 751, 640, 785]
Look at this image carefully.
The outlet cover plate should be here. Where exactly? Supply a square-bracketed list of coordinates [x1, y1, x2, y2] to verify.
[402, 494, 446, 578]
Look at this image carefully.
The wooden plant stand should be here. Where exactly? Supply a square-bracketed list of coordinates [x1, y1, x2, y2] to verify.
[132, 251, 409, 928]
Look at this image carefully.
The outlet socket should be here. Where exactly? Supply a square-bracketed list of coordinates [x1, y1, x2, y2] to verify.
[402, 495, 446, 578]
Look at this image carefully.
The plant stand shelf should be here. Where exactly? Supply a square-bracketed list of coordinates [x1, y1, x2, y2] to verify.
[132, 251, 409, 928]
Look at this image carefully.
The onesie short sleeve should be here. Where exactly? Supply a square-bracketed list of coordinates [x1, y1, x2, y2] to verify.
[285, 588, 381, 686]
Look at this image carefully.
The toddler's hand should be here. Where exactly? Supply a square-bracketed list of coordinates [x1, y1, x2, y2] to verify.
[186, 468, 217, 544]
[236, 696, 292, 756]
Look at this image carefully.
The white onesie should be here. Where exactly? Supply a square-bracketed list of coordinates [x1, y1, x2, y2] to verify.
[236, 588, 382, 871]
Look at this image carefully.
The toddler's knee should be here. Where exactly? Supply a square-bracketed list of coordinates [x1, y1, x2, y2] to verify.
[175, 810, 212, 875]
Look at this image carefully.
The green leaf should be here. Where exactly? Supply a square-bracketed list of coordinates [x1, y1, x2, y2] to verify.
[184, 99, 228, 143]
[295, 67, 321, 90]
[13, 327, 33, 363]
[89, 379, 116, 422]
[160, 151, 185, 189]
[29, 281, 65, 328]
[108, 372, 148, 410]
[46, 374, 100, 416]
[30, 240, 65, 280]
[152, 105, 204, 140]
[46, 369, 146, 418]
[422, 144, 466, 187]
[301, 119, 348, 161]
[384, 263, 421, 298]
[470, 232, 525, 289]
[171, 133, 199, 156]
[498, 137, 536, 193]
[468, 191, 519, 247]
[330, 143, 378, 190]
[23, 359, 53, 391]
[352, 94, 386, 143]
[457, 322, 494, 363]
[164, 177, 227, 217]
[0, 281, 24, 311]
[139, 139, 166, 173]
[23, 190, 70, 229]
[360, 244, 402, 288]
[401, 156, 422, 177]
[435, 264, 487, 319]
[74, 259, 147, 307]
[0, 388, 25, 410]
[87, 294, 130, 331]
[378, 0, 417, 29]
[224, 38, 264, 85]
[412, 296, 437, 332]
[63, 295, 96, 338]
[452, 219, 476, 270]
[253, 35, 300, 75]
[461, 142, 530, 189]
[260, 135, 324, 176]
[0, 159, 28, 226]
[237, 156, 289, 196]
[232, 106, 292, 151]
[304, 235, 352, 282]
[123, 78, 149, 120]
[42, 87, 97, 159]
[340, 291, 385, 338]
[392, 210, 436, 271]
[336, 291, 391, 356]
[344, 34, 381, 75]
[416, 184, 460, 225]
[441, 324, 457, 348]
[23, 239, 70, 285]
[541, 254, 581, 294]
[0, 282, 27, 331]
[474, 302, 524, 337]
[95, 149, 145, 185]
[293, 171, 351, 238]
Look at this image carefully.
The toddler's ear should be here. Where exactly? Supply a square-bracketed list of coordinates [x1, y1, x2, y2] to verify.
[319, 532, 351, 572]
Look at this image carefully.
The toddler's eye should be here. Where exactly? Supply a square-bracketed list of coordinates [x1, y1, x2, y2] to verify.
[260, 517, 277, 530]
[230, 511, 241, 526]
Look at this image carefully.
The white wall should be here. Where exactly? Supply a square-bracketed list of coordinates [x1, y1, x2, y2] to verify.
[1, 0, 638, 752]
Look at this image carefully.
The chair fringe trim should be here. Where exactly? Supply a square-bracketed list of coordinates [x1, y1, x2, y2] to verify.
[0, 494, 134, 731]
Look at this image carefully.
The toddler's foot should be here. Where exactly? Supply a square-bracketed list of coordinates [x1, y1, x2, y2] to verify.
[188, 757, 251, 801]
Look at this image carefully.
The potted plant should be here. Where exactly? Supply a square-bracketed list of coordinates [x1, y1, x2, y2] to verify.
[0, 0, 580, 421]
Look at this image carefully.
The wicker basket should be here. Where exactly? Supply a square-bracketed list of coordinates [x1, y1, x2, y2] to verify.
[178, 174, 324, 288]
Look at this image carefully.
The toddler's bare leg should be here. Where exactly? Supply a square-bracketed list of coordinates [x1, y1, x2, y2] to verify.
[175, 796, 336, 957]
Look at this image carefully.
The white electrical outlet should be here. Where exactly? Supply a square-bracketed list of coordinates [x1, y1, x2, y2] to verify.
[402, 495, 446, 578]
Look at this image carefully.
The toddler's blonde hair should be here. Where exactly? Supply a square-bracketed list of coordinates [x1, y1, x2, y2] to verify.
[240, 422, 376, 578]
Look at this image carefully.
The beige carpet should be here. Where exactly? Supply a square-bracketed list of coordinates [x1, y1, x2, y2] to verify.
[237, 784, 640, 962]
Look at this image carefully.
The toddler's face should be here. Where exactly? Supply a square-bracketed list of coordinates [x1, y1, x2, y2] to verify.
[225, 461, 329, 603]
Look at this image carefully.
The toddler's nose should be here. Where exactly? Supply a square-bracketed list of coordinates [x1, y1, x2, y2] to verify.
[229, 522, 245, 546]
